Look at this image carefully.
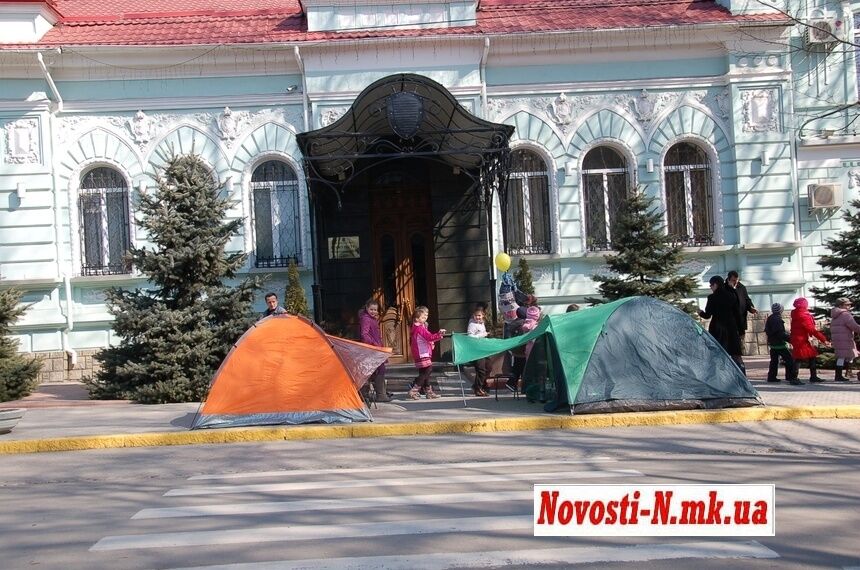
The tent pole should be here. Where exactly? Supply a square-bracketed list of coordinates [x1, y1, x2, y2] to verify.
[457, 365, 467, 407]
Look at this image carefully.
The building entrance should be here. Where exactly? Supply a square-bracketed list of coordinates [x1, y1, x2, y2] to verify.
[370, 187, 437, 364]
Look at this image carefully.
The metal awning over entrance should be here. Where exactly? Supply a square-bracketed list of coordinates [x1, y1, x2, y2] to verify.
[296, 73, 515, 211]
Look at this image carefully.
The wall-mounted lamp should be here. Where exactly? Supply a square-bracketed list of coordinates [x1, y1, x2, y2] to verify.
[223, 175, 233, 189]
[564, 160, 576, 176]
[285, 85, 299, 93]
[15, 182, 26, 199]
[646, 158, 654, 173]
[761, 151, 770, 167]
[138, 181, 147, 194]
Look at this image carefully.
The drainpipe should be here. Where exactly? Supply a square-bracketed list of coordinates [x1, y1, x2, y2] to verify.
[294, 46, 309, 131]
[480, 37, 490, 117]
[37, 49, 75, 365]
[62, 273, 77, 367]
[36, 50, 63, 112]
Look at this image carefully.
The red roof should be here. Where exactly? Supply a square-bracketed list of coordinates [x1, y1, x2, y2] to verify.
[4, 0, 788, 47]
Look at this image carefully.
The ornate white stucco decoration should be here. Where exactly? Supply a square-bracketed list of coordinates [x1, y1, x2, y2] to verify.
[128, 110, 153, 146]
[487, 88, 723, 141]
[3, 118, 41, 164]
[549, 93, 573, 128]
[217, 107, 239, 144]
[848, 169, 860, 189]
[59, 107, 304, 153]
[320, 106, 349, 127]
[629, 90, 660, 125]
[741, 89, 779, 133]
[715, 88, 731, 119]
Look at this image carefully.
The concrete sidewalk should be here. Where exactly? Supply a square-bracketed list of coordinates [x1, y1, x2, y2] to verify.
[2, 357, 860, 454]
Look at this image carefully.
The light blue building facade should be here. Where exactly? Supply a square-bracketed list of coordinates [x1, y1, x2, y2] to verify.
[1, 0, 858, 379]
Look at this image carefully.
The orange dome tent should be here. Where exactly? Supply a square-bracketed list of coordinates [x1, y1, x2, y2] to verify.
[191, 314, 391, 429]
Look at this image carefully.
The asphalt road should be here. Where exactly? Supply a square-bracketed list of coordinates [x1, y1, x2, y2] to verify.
[2, 419, 859, 569]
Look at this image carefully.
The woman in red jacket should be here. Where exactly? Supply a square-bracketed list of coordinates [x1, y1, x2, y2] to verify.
[790, 297, 829, 382]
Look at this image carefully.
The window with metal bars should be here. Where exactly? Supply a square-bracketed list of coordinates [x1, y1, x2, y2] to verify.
[251, 160, 302, 267]
[582, 146, 629, 251]
[504, 149, 551, 255]
[663, 142, 715, 246]
[78, 167, 132, 276]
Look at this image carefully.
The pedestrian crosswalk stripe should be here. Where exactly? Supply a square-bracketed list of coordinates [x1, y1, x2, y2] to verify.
[188, 457, 615, 481]
[162, 540, 779, 569]
[165, 468, 642, 497]
[90, 515, 532, 551]
[134, 490, 535, 519]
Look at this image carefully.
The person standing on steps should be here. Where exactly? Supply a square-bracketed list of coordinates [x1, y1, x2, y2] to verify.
[790, 297, 829, 383]
[408, 306, 445, 400]
[359, 298, 391, 402]
[830, 297, 860, 382]
[466, 305, 490, 397]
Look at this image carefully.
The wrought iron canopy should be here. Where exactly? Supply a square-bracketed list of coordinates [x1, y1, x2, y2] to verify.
[296, 73, 514, 207]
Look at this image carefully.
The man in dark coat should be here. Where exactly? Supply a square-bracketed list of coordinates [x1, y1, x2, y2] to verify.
[700, 275, 746, 374]
[725, 270, 758, 352]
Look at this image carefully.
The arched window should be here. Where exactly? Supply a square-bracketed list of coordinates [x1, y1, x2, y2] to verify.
[79, 167, 131, 275]
[251, 160, 301, 267]
[663, 142, 714, 246]
[582, 146, 629, 250]
[505, 149, 551, 255]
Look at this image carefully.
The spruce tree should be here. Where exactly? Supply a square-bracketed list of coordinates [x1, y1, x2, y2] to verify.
[514, 257, 536, 296]
[810, 198, 860, 311]
[588, 188, 697, 312]
[0, 286, 41, 402]
[85, 154, 259, 403]
[284, 258, 310, 317]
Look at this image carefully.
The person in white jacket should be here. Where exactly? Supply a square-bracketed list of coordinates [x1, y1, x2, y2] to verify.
[467, 306, 490, 396]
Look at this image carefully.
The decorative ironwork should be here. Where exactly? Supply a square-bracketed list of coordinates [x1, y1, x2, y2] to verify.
[296, 73, 514, 222]
[664, 143, 715, 247]
[251, 160, 302, 267]
[79, 167, 132, 276]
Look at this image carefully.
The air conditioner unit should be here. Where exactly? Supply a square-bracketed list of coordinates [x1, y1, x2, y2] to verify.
[808, 183, 842, 209]
[805, 18, 844, 45]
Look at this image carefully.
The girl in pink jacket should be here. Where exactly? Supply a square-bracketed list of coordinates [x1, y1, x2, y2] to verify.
[409, 306, 446, 400]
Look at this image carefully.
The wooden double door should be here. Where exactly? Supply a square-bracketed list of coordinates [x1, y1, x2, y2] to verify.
[370, 188, 437, 364]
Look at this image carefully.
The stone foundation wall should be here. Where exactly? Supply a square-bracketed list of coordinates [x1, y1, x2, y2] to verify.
[33, 349, 102, 383]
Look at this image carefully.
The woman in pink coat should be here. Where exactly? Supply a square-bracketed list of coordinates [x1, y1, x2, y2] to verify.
[790, 297, 829, 382]
[831, 298, 860, 382]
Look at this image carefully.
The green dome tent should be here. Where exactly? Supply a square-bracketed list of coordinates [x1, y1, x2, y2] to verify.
[452, 297, 761, 414]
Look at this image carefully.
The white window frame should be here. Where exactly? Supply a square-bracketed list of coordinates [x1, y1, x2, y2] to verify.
[75, 163, 134, 276]
[579, 143, 634, 251]
[505, 143, 557, 255]
[249, 158, 303, 268]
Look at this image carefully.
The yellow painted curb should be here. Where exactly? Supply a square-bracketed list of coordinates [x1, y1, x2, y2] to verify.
[1, 405, 859, 455]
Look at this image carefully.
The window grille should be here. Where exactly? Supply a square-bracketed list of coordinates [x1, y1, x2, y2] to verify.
[582, 147, 629, 251]
[252, 160, 302, 267]
[504, 149, 551, 255]
[79, 167, 131, 276]
[664, 142, 714, 246]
